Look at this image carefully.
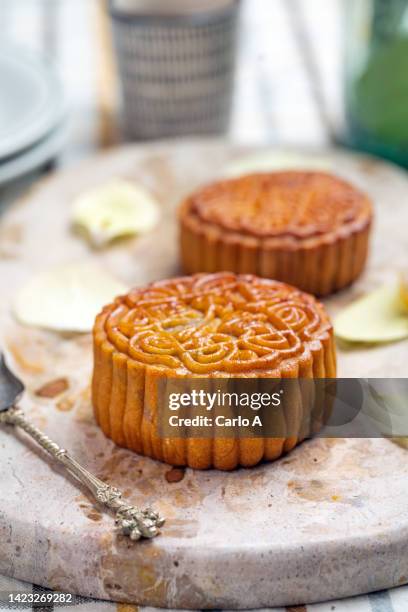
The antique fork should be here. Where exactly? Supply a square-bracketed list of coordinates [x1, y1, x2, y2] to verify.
[0, 353, 164, 540]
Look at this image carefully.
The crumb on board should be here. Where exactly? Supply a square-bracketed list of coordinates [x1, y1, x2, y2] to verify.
[165, 467, 185, 484]
[35, 378, 69, 398]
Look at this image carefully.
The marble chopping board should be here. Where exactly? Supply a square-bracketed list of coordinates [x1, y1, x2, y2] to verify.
[0, 141, 408, 609]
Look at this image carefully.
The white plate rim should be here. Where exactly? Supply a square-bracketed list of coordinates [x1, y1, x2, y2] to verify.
[0, 44, 66, 160]
[0, 120, 67, 186]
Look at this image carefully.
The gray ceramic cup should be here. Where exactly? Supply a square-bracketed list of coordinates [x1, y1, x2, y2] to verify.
[110, 0, 240, 140]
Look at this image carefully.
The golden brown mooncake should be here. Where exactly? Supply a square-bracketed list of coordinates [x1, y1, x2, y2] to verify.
[92, 272, 336, 470]
[179, 171, 373, 296]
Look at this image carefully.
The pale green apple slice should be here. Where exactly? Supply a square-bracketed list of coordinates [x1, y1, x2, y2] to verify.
[14, 261, 127, 333]
[72, 179, 160, 247]
[334, 281, 408, 343]
[223, 151, 332, 178]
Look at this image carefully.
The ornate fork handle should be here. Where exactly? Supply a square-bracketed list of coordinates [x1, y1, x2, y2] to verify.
[0, 407, 164, 540]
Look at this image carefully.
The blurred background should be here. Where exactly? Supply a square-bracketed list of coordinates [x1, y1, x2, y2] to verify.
[0, 0, 407, 200]
[0, 0, 341, 160]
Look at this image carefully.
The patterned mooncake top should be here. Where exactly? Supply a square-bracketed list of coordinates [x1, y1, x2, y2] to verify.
[96, 273, 333, 375]
[186, 171, 372, 239]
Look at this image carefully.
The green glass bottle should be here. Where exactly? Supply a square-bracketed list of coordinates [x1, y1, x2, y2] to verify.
[344, 0, 408, 167]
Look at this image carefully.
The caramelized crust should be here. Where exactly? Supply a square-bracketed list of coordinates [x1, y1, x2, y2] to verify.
[92, 272, 336, 469]
[179, 171, 373, 296]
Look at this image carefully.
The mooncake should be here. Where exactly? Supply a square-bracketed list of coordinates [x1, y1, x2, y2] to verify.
[179, 171, 373, 295]
[92, 272, 336, 469]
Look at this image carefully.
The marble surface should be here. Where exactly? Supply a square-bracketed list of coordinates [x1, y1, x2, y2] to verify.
[0, 141, 408, 608]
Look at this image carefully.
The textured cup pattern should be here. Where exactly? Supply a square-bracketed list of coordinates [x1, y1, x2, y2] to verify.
[110, 5, 239, 139]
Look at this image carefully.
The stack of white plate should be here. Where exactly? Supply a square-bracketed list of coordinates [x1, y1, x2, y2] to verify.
[0, 46, 67, 186]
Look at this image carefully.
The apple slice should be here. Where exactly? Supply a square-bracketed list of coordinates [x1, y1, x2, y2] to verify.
[72, 179, 160, 247]
[334, 281, 408, 344]
[14, 261, 127, 333]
